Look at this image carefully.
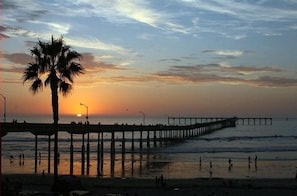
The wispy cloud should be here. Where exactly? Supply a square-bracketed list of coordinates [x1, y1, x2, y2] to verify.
[4, 0, 297, 40]
[114, 0, 160, 28]
[1, 52, 126, 76]
[180, 0, 297, 22]
[2, 53, 33, 66]
[153, 63, 295, 87]
[1, 23, 136, 55]
[179, 0, 297, 38]
[65, 37, 136, 55]
[2, 51, 295, 88]
[202, 49, 246, 59]
[81, 53, 127, 72]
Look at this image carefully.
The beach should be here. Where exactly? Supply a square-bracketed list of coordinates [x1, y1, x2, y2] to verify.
[2, 174, 297, 195]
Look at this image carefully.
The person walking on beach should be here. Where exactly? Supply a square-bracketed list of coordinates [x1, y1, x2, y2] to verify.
[9, 155, 14, 163]
[248, 156, 251, 169]
[209, 161, 213, 179]
[255, 155, 258, 170]
[228, 158, 233, 171]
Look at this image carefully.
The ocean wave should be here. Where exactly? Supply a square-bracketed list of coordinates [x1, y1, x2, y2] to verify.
[193, 135, 297, 142]
[159, 145, 297, 154]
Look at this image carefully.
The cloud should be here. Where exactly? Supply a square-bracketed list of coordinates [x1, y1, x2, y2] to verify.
[65, 37, 135, 55]
[178, 0, 297, 38]
[251, 76, 297, 87]
[114, 0, 160, 28]
[1, 25, 40, 38]
[2, 0, 47, 22]
[1, 23, 135, 55]
[30, 21, 71, 35]
[0, 52, 126, 77]
[220, 66, 283, 75]
[153, 63, 295, 87]
[168, 64, 283, 75]
[202, 49, 246, 58]
[180, 0, 297, 22]
[4, 0, 296, 42]
[2, 50, 295, 88]
[159, 58, 182, 63]
[0, 26, 11, 39]
[81, 53, 127, 73]
[2, 53, 33, 65]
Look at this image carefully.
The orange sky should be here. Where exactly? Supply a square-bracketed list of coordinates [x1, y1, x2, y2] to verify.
[2, 76, 297, 122]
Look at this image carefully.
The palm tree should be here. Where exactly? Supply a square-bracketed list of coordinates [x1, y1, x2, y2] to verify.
[23, 35, 84, 187]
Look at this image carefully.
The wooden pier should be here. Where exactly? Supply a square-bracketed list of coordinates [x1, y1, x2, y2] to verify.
[168, 117, 272, 125]
[237, 117, 272, 125]
[1, 118, 236, 177]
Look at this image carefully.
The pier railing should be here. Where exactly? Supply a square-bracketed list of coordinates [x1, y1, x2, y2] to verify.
[1, 117, 237, 177]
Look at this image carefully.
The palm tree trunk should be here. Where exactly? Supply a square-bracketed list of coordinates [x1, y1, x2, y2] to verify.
[51, 81, 59, 187]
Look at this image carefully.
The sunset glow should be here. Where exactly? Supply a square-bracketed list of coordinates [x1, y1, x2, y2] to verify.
[1, 1, 297, 122]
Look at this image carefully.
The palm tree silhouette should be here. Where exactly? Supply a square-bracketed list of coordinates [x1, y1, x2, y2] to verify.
[23, 35, 84, 187]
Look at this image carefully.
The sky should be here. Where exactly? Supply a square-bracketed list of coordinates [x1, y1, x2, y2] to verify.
[1, 0, 297, 123]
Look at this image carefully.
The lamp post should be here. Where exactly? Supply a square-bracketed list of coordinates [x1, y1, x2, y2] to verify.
[0, 94, 6, 123]
[0, 94, 5, 196]
[139, 111, 145, 125]
[80, 103, 89, 175]
[80, 103, 88, 123]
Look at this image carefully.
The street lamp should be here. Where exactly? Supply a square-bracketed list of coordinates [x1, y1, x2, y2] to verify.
[139, 111, 145, 125]
[0, 94, 6, 123]
[80, 103, 88, 124]
[0, 93, 5, 195]
[80, 102, 89, 175]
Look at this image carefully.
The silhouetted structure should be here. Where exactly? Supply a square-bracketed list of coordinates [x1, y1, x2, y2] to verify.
[1, 117, 236, 177]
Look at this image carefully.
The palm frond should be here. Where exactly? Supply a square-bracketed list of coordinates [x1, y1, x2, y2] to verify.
[30, 78, 43, 94]
[69, 62, 84, 75]
[49, 36, 64, 58]
[66, 51, 82, 62]
[23, 63, 39, 82]
[59, 81, 72, 96]
[44, 74, 51, 87]
[61, 69, 73, 83]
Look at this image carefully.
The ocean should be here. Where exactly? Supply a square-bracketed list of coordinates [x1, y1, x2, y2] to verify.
[2, 116, 297, 179]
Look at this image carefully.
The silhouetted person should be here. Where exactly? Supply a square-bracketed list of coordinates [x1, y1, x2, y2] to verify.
[155, 176, 159, 187]
[160, 174, 164, 184]
[209, 168, 213, 179]
[254, 155, 258, 171]
[10, 155, 14, 163]
[248, 156, 251, 169]
[228, 158, 232, 170]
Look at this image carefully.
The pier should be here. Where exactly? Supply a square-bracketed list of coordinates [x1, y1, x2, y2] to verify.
[1, 118, 236, 177]
[168, 117, 272, 126]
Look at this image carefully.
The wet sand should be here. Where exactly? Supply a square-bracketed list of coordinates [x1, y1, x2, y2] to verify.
[2, 174, 297, 195]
